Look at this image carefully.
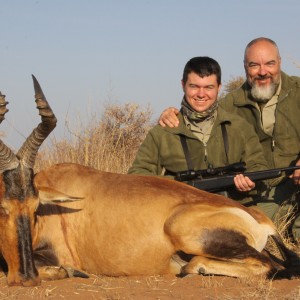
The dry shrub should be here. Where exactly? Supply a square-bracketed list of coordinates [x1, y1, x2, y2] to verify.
[35, 102, 154, 174]
[265, 205, 298, 258]
[219, 75, 245, 98]
[274, 205, 297, 243]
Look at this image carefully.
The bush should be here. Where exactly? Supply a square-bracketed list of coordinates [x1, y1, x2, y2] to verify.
[35, 102, 154, 174]
[219, 75, 245, 98]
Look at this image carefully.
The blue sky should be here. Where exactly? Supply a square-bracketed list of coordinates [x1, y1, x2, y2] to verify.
[1, 0, 300, 149]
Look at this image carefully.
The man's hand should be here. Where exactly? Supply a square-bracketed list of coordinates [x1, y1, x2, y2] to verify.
[158, 107, 180, 128]
[290, 159, 300, 185]
[233, 174, 255, 192]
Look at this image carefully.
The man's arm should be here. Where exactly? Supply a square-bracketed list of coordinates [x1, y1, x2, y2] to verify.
[290, 158, 300, 185]
[158, 107, 180, 128]
[128, 131, 162, 176]
[235, 118, 271, 192]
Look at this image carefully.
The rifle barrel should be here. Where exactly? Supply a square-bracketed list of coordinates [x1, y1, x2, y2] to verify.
[188, 165, 300, 192]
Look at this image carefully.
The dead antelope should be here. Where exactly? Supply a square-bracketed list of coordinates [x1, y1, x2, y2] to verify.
[0, 77, 299, 287]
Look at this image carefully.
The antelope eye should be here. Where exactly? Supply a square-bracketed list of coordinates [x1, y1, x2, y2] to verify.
[0, 206, 9, 216]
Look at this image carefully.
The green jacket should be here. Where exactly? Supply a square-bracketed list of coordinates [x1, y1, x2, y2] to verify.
[129, 106, 269, 179]
[221, 71, 300, 170]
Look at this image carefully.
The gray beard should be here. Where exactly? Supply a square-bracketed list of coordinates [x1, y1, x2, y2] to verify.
[251, 83, 276, 103]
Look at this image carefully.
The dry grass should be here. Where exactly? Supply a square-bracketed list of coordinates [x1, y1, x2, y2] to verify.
[1, 267, 300, 299]
[264, 205, 299, 259]
[0, 273, 297, 300]
[35, 102, 154, 174]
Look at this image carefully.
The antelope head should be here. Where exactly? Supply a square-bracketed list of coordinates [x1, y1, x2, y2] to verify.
[0, 76, 57, 286]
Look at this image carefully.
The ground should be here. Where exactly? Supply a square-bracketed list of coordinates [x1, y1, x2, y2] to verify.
[1, 272, 300, 300]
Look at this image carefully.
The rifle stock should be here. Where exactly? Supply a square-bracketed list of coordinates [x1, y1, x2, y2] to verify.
[184, 166, 300, 192]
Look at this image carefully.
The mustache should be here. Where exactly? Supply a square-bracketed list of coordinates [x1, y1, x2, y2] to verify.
[254, 75, 272, 80]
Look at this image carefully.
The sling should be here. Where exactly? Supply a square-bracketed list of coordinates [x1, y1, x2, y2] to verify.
[179, 122, 229, 171]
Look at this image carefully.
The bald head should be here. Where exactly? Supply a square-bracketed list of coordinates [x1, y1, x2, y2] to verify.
[243, 37, 281, 101]
[244, 37, 281, 65]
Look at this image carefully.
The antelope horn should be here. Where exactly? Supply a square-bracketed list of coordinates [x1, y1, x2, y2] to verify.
[16, 75, 57, 169]
[0, 92, 19, 172]
[0, 92, 9, 123]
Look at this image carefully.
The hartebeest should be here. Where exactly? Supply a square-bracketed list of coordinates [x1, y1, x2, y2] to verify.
[0, 77, 299, 287]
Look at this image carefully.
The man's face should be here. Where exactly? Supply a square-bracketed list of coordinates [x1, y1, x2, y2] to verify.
[182, 72, 221, 113]
[244, 40, 281, 100]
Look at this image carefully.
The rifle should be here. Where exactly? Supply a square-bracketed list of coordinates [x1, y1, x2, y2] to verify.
[174, 163, 300, 193]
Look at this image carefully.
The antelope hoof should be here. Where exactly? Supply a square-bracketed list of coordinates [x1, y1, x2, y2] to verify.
[179, 263, 205, 277]
[63, 266, 89, 278]
[38, 265, 89, 281]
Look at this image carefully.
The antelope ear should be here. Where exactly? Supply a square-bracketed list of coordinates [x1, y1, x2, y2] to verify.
[37, 186, 83, 204]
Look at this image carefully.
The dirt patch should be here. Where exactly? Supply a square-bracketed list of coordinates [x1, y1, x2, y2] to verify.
[1, 273, 300, 300]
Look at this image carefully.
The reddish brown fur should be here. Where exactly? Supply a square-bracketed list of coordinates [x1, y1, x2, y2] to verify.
[0, 163, 297, 286]
[28, 163, 288, 280]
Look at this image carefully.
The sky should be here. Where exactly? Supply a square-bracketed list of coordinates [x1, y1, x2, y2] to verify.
[1, 0, 300, 149]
